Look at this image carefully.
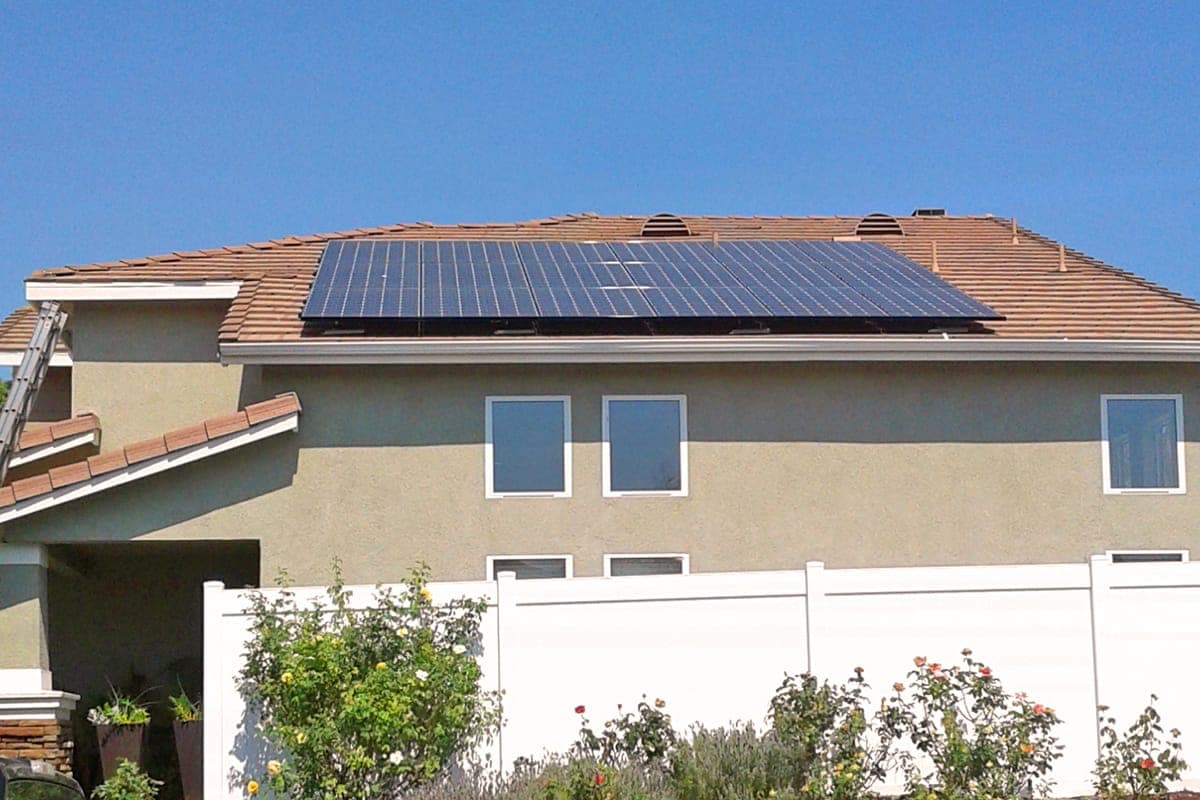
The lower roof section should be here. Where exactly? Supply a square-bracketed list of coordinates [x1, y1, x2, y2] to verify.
[219, 336, 1200, 365]
[0, 393, 301, 525]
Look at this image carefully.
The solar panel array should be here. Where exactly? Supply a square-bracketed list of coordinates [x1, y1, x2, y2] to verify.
[301, 239, 1000, 321]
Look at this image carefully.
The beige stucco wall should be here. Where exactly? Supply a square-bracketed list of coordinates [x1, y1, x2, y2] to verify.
[5, 360, 1199, 586]
[67, 301, 251, 444]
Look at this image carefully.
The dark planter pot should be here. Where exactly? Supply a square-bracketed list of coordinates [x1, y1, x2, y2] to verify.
[96, 724, 145, 778]
[173, 721, 203, 800]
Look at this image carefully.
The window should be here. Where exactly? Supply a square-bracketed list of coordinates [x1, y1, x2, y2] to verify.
[602, 395, 688, 496]
[605, 554, 690, 577]
[485, 397, 571, 497]
[486, 555, 573, 580]
[1101, 395, 1185, 494]
[1107, 550, 1189, 564]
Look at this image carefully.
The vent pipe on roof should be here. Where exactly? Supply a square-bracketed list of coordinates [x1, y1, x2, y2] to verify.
[930, 241, 940, 273]
[1058, 243, 1068, 273]
[1011, 217, 1019, 245]
[711, 231, 719, 246]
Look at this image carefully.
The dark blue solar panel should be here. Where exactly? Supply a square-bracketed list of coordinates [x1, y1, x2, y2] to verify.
[608, 242, 769, 317]
[420, 241, 536, 318]
[299, 238, 1001, 322]
[302, 240, 420, 319]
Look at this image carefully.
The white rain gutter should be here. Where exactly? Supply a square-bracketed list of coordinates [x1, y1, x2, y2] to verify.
[25, 280, 243, 302]
[219, 336, 1200, 365]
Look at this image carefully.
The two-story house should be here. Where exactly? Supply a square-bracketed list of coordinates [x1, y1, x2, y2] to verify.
[0, 211, 1198, 778]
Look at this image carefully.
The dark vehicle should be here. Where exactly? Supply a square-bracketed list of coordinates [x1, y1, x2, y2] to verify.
[0, 759, 84, 800]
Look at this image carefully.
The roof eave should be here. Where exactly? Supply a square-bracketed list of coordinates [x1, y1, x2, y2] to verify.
[218, 336, 1200, 365]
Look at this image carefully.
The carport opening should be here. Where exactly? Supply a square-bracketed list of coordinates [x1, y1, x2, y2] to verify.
[46, 540, 260, 796]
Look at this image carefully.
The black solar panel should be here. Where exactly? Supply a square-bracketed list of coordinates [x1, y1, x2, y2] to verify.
[299, 239, 1000, 323]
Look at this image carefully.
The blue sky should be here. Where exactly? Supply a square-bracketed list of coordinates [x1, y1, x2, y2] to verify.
[1, 2, 1197, 314]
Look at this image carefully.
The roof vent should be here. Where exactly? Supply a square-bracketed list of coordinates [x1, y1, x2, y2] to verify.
[640, 214, 691, 238]
[911, 208, 946, 217]
[855, 213, 904, 236]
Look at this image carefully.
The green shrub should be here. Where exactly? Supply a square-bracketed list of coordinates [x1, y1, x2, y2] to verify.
[883, 649, 1064, 800]
[768, 669, 899, 800]
[238, 562, 500, 799]
[1093, 695, 1187, 800]
[573, 698, 677, 768]
[91, 759, 162, 800]
[670, 723, 805, 800]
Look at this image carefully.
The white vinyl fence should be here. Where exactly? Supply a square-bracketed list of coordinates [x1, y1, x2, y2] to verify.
[203, 556, 1200, 799]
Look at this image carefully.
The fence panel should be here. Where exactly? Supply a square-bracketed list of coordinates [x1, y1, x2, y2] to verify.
[203, 560, 1200, 800]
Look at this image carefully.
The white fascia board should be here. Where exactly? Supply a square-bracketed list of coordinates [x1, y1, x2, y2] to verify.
[9, 430, 99, 468]
[0, 412, 298, 525]
[26, 280, 242, 302]
[220, 336, 1200, 365]
[0, 351, 72, 367]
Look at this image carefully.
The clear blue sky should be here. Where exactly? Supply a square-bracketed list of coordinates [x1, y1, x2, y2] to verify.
[2, 2, 1197, 315]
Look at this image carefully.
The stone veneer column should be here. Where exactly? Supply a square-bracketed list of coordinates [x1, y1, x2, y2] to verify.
[0, 543, 78, 774]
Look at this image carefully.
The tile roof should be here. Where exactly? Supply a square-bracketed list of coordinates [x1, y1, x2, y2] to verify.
[0, 393, 300, 512]
[17, 414, 100, 452]
[0, 306, 70, 353]
[17, 214, 1200, 340]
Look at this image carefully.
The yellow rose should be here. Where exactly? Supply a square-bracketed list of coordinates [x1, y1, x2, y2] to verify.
[420, 587, 432, 601]
[281, 672, 294, 684]
[1020, 742, 1035, 754]
[295, 731, 307, 744]
[247, 780, 259, 795]
[267, 760, 281, 776]
[376, 662, 388, 670]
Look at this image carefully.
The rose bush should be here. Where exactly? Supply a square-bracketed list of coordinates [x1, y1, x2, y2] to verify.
[883, 650, 1064, 800]
[239, 562, 500, 799]
[1093, 695, 1188, 800]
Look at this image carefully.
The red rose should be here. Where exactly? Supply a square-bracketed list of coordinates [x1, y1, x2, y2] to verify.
[1032, 704, 1046, 716]
[980, 666, 992, 676]
[574, 705, 585, 714]
[593, 772, 605, 785]
[928, 663, 942, 672]
[1140, 758, 1156, 770]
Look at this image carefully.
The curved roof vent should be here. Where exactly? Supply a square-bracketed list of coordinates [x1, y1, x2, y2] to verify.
[855, 213, 904, 236]
[640, 213, 691, 238]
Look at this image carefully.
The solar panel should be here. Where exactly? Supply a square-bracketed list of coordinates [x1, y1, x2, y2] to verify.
[299, 238, 1001, 323]
[421, 241, 536, 318]
[302, 240, 420, 319]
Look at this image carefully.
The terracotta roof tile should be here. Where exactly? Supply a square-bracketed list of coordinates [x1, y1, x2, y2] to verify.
[48, 461, 90, 489]
[164, 423, 209, 452]
[124, 435, 168, 464]
[4, 393, 301, 510]
[0, 306, 70, 353]
[204, 411, 250, 439]
[45, 414, 100, 441]
[13, 214, 1200, 341]
[11, 474, 52, 501]
[17, 426, 54, 449]
[87, 450, 128, 476]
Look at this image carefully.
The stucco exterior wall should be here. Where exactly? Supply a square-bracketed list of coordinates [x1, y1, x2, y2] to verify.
[66, 301, 250, 445]
[0, 563, 49, 670]
[5, 360, 1199, 585]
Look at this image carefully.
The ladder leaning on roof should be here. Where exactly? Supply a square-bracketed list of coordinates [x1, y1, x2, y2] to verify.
[0, 301, 68, 486]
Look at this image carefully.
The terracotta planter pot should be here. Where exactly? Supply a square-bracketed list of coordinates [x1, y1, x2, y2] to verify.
[173, 721, 203, 800]
[96, 724, 144, 778]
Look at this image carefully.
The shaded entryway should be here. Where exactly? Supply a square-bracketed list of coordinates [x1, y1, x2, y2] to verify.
[46, 540, 259, 796]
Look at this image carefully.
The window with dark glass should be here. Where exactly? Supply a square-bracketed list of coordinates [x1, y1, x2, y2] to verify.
[486, 397, 570, 496]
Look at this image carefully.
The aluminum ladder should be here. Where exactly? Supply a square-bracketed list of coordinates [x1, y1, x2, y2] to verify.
[0, 301, 68, 486]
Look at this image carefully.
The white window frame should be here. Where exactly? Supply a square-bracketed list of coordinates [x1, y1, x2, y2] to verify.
[485, 554, 574, 580]
[1105, 549, 1190, 563]
[603, 553, 690, 577]
[485, 396, 572, 498]
[1100, 394, 1186, 495]
[601, 394, 688, 497]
